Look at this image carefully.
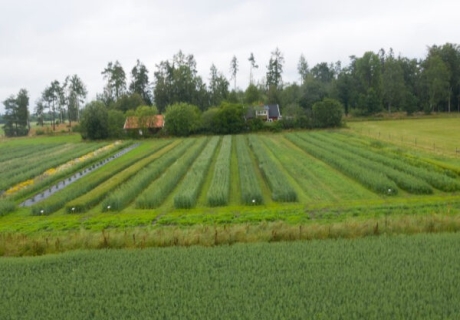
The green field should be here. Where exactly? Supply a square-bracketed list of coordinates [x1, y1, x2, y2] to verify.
[1, 233, 459, 319]
[1, 118, 460, 255]
[348, 117, 460, 156]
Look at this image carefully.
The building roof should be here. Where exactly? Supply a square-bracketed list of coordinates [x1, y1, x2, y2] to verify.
[245, 104, 281, 119]
[123, 115, 164, 130]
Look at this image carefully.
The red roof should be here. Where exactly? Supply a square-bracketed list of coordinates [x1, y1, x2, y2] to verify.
[123, 115, 164, 130]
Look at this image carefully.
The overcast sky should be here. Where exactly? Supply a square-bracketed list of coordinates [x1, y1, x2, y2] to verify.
[1, 0, 459, 114]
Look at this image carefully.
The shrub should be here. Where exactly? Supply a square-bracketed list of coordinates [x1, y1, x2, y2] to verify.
[312, 98, 344, 128]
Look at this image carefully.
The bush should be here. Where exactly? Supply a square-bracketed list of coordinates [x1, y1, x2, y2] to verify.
[164, 103, 201, 137]
[80, 101, 109, 140]
[312, 98, 344, 128]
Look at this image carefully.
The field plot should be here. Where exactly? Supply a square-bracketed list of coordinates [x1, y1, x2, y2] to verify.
[1, 233, 460, 319]
[2, 119, 460, 232]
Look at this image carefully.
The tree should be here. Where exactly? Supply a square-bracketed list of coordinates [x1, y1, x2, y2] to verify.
[209, 64, 229, 107]
[80, 101, 109, 140]
[312, 98, 343, 128]
[212, 102, 245, 134]
[200, 107, 220, 133]
[42, 80, 63, 131]
[102, 61, 126, 101]
[230, 55, 239, 90]
[63, 74, 87, 126]
[107, 109, 126, 139]
[248, 52, 258, 84]
[352, 52, 383, 95]
[244, 83, 261, 105]
[279, 103, 309, 129]
[422, 54, 450, 112]
[427, 43, 460, 112]
[164, 103, 201, 136]
[129, 59, 152, 105]
[2, 89, 29, 137]
[34, 99, 45, 126]
[311, 62, 335, 83]
[266, 47, 285, 89]
[112, 93, 145, 113]
[153, 51, 207, 112]
[297, 54, 309, 85]
[382, 51, 406, 113]
[135, 105, 158, 136]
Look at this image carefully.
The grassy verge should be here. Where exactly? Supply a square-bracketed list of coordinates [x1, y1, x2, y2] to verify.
[2, 204, 460, 257]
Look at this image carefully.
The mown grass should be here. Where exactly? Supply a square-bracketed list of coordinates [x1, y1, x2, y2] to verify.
[348, 117, 460, 156]
[0, 133, 81, 146]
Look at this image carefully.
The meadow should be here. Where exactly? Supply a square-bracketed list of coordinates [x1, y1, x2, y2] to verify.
[1, 233, 459, 319]
[1, 118, 460, 255]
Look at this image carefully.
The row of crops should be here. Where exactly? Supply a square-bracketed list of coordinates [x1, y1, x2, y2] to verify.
[2, 233, 460, 319]
[0, 142, 109, 192]
[24, 135, 300, 215]
[2, 131, 460, 216]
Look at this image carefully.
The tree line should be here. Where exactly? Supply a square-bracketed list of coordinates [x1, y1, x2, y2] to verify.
[2, 42, 459, 138]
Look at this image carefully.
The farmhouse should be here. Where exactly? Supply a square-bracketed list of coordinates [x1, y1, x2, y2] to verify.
[245, 104, 282, 122]
[123, 115, 164, 135]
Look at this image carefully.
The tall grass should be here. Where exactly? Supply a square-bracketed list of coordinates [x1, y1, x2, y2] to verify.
[286, 134, 398, 195]
[65, 141, 171, 213]
[174, 137, 220, 209]
[207, 136, 232, 206]
[248, 135, 297, 202]
[101, 139, 195, 211]
[0, 200, 16, 216]
[30, 143, 164, 215]
[135, 137, 208, 209]
[0, 143, 107, 192]
[309, 132, 460, 192]
[235, 135, 263, 205]
[303, 133, 433, 194]
[11, 141, 131, 202]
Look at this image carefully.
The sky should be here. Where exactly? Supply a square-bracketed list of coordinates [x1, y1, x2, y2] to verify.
[1, 0, 459, 114]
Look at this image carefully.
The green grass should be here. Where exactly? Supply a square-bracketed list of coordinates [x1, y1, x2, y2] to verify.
[1, 233, 460, 319]
[174, 136, 220, 208]
[347, 117, 460, 156]
[65, 140, 171, 213]
[207, 135, 232, 206]
[2, 117, 460, 254]
[0, 133, 81, 146]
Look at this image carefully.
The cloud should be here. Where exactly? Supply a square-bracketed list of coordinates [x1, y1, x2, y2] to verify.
[1, 0, 459, 113]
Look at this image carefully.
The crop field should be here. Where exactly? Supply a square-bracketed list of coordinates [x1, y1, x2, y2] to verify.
[1, 233, 460, 319]
[2, 119, 460, 237]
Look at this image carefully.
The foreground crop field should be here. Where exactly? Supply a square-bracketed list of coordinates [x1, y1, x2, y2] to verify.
[1, 233, 459, 319]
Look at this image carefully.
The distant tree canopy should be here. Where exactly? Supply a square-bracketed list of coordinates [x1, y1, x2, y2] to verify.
[2, 89, 29, 137]
[6, 42, 460, 140]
